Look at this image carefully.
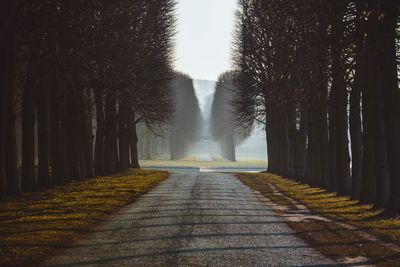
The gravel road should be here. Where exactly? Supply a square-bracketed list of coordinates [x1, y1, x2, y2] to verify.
[47, 173, 336, 267]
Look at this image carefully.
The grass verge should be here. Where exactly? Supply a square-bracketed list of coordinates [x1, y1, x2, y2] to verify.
[0, 169, 168, 267]
[238, 173, 400, 266]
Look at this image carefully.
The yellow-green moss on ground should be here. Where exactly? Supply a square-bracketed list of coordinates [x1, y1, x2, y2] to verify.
[0, 169, 168, 267]
[238, 173, 400, 265]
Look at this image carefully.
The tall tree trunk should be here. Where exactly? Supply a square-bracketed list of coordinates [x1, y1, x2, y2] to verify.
[294, 105, 307, 182]
[317, 20, 330, 189]
[312, 111, 323, 187]
[319, 102, 330, 189]
[303, 108, 314, 184]
[286, 103, 297, 179]
[104, 90, 118, 174]
[4, 8, 19, 196]
[50, 71, 66, 185]
[118, 101, 130, 170]
[350, 6, 365, 199]
[37, 75, 50, 187]
[83, 88, 94, 178]
[335, 73, 351, 196]
[94, 88, 105, 176]
[21, 54, 38, 192]
[374, 113, 390, 208]
[360, 1, 381, 204]
[5, 99, 19, 195]
[0, 50, 7, 201]
[265, 125, 273, 172]
[333, 56, 351, 195]
[74, 87, 87, 179]
[0, 0, 19, 201]
[381, 0, 400, 215]
[349, 81, 363, 199]
[63, 81, 81, 180]
[266, 104, 277, 173]
[280, 105, 289, 177]
[328, 94, 338, 192]
[130, 122, 140, 168]
[329, 6, 351, 195]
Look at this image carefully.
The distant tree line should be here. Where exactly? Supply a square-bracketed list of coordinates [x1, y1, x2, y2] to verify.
[210, 71, 250, 161]
[0, 0, 176, 201]
[233, 0, 400, 214]
[170, 73, 202, 160]
[137, 73, 202, 160]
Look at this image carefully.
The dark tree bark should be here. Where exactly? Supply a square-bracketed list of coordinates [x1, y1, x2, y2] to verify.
[286, 104, 297, 179]
[313, 34, 330, 189]
[329, 7, 351, 195]
[334, 58, 351, 196]
[0, 57, 7, 201]
[319, 101, 330, 189]
[0, 0, 18, 201]
[328, 88, 338, 192]
[50, 72, 66, 185]
[94, 88, 105, 176]
[279, 106, 289, 177]
[130, 121, 140, 169]
[4, 8, 19, 196]
[349, 75, 364, 199]
[360, 2, 381, 204]
[73, 87, 88, 179]
[294, 106, 307, 182]
[374, 114, 390, 208]
[266, 105, 278, 174]
[118, 101, 130, 170]
[5, 101, 19, 196]
[82, 88, 94, 178]
[63, 82, 81, 180]
[349, 4, 365, 199]
[21, 54, 38, 192]
[37, 76, 50, 187]
[305, 96, 327, 188]
[381, 0, 400, 214]
[104, 90, 118, 174]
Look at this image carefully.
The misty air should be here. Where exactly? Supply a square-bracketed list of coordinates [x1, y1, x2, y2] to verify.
[0, 0, 400, 266]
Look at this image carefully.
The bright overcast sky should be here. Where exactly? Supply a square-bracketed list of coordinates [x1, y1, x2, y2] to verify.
[174, 0, 238, 81]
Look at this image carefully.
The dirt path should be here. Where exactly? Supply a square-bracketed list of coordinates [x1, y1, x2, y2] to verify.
[46, 173, 335, 266]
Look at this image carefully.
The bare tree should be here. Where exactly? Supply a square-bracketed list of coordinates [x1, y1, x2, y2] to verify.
[0, 0, 177, 200]
[232, 0, 400, 214]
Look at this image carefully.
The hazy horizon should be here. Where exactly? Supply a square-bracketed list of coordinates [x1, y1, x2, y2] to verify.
[175, 0, 237, 81]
